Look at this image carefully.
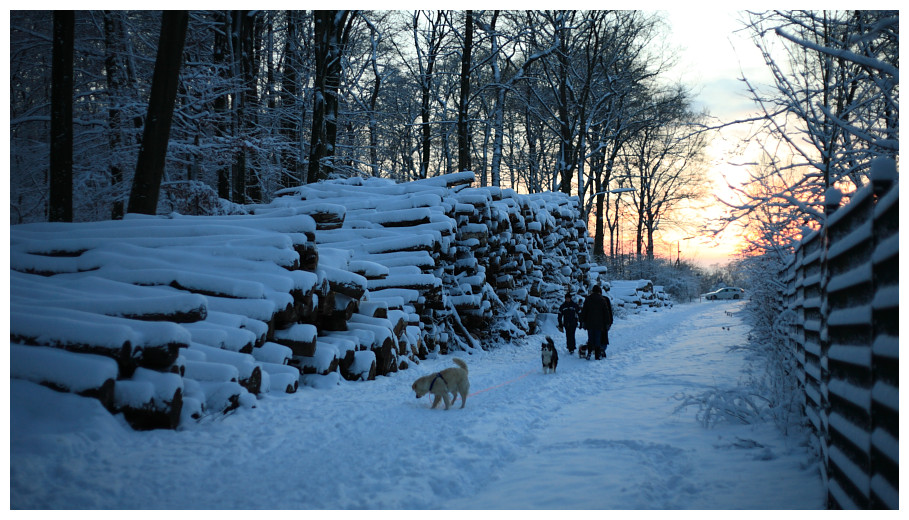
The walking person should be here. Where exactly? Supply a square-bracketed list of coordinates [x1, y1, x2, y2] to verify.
[580, 285, 614, 360]
[557, 292, 580, 354]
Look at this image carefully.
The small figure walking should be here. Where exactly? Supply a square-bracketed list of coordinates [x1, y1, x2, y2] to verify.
[580, 285, 614, 360]
[558, 292, 580, 355]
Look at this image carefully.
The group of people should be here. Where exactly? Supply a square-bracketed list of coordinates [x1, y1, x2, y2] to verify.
[557, 285, 613, 360]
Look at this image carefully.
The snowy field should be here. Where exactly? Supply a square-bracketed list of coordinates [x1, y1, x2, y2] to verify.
[10, 300, 824, 510]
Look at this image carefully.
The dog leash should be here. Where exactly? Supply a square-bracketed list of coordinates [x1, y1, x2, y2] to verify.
[467, 368, 536, 398]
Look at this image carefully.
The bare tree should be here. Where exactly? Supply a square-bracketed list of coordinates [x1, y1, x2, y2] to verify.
[456, 10, 474, 173]
[725, 10, 899, 235]
[623, 89, 709, 259]
[49, 10, 74, 222]
[308, 10, 358, 183]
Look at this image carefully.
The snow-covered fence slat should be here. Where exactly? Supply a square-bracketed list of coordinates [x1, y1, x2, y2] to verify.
[779, 159, 898, 509]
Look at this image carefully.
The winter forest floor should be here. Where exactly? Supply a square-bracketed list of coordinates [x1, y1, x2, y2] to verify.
[10, 300, 825, 510]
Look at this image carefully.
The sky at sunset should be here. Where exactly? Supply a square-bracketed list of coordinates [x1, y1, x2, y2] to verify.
[663, 9, 772, 267]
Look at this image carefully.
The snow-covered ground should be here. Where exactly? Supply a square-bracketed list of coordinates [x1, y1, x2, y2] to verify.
[10, 300, 824, 509]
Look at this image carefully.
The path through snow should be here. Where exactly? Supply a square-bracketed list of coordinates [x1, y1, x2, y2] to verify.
[10, 300, 824, 509]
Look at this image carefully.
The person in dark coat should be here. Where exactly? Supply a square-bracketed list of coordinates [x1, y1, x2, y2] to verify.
[557, 292, 580, 354]
[580, 285, 614, 360]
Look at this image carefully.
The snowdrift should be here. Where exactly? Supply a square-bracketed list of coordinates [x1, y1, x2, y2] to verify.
[10, 172, 593, 429]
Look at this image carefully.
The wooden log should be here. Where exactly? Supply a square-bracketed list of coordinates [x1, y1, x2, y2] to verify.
[349, 313, 405, 339]
[346, 207, 433, 228]
[116, 368, 184, 430]
[293, 343, 339, 376]
[272, 324, 318, 357]
[183, 360, 239, 383]
[268, 295, 298, 329]
[11, 305, 189, 375]
[187, 343, 262, 395]
[296, 242, 319, 271]
[10, 344, 118, 411]
[320, 266, 367, 300]
[386, 310, 408, 337]
[11, 272, 209, 324]
[195, 380, 249, 415]
[338, 349, 376, 381]
[358, 301, 388, 319]
[294, 289, 317, 324]
[321, 330, 370, 355]
[333, 293, 359, 320]
[11, 310, 135, 375]
[204, 311, 269, 348]
[345, 322, 397, 376]
[251, 341, 292, 365]
[259, 362, 299, 393]
[181, 321, 257, 353]
[348, 259, 389, 280]
[297, 203, 346, 230]
[323, 334, 367, 382]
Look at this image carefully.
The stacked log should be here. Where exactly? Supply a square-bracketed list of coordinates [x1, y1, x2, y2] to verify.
[9, 212, 319, 429]
[10, 171, 594, 430]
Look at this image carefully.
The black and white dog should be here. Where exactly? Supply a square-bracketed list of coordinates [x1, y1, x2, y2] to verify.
[541, 336, 559, 374]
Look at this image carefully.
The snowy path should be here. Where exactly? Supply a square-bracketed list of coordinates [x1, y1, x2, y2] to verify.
[10, 301, 824, 509]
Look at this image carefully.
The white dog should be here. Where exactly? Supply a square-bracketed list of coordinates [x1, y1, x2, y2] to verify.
[411, 358, 470, 410]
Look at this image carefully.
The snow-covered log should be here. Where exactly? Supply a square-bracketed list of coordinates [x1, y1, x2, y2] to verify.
[294, 342, 339, 376]
[273, 323, 318, 357]
[11, 305, 188, 374]
[115, 368, 183, 430]
[10, 344, 118, 410]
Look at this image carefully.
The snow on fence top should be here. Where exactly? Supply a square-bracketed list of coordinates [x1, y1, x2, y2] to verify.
[10, 171, 593, 430]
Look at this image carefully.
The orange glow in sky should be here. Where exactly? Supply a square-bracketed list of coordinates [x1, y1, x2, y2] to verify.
[663, 9, 774, 267]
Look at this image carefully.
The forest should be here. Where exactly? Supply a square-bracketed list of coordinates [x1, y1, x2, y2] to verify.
[11, 10, 713, 267]
[10, 10, 898, 274]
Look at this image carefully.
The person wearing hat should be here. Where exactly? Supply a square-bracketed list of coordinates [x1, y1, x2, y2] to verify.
[580, 285, 613, 360]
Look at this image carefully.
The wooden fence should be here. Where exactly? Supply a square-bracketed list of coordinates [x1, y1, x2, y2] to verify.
[779, 159, 898, 509]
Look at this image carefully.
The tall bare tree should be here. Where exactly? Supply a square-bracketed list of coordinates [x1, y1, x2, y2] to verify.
[724, 10, 899, 235]
[49, 10, 74, 222]
[308, 10, 358, 182]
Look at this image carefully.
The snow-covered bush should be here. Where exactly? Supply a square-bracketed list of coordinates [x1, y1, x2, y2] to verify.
[673, 255, 804, 435]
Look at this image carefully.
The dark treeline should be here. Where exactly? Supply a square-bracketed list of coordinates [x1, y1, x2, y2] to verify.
[11, 10, 709, 260]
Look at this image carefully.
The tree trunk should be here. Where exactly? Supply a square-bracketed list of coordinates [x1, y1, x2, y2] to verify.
[49, 10, 74, 223]
[416, 11, 444, 180]
[456, 10, 473, 174]
[486, 11, 504, 187]
[103, 11, 128, 220]
[127, 10, 188, 215]
[367, 20, 382, 177]
[213, 11, 231, 200]
[556, 16, 573, 195]
[308, 10, 355, 183]
[230, 10, 250, 203]
[281, 10, 303, 188]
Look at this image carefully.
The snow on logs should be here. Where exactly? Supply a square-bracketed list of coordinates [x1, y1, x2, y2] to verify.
[10, 212, 318, 429]
[10, 171, 591, 429]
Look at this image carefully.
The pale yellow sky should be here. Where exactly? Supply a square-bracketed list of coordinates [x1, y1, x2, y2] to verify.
[663, 9, 773, 267]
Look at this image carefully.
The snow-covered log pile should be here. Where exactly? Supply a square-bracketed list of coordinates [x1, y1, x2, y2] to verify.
[606, 279, 671, 311]
[10, 171, 593, 429]
[10, 213, 318, 429]
[256, 172, 591, 354]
